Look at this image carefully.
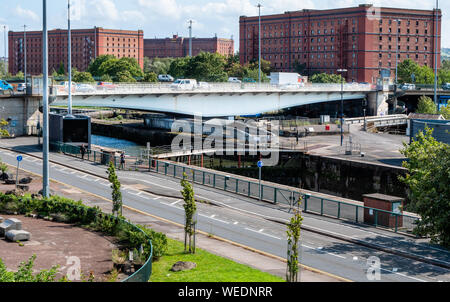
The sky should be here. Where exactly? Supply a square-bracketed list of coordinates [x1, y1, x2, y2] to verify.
[0, 0, 448, 59]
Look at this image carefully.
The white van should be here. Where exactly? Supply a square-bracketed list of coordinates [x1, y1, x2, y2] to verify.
[170, 79, 198, 90]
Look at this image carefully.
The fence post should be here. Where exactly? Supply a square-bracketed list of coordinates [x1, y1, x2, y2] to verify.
[261, 185, 264, 201]
[174, 165, 176, 177]
[355, 206, 359, 223]
[94, 151, 96, 164]
[321, 199, 324, 215]
[374, 210, 378, 227]
[236, 179, 238, 193]
[274, 188, 277, 204]
[213, 174, 216, 188]
[337, 202, 341, 219]
[304, 194, 308, 212]
[202, 171, 205, 185]
[395, 215, 398, 233]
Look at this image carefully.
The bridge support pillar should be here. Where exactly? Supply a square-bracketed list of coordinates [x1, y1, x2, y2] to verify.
[368, 91, 389, 116]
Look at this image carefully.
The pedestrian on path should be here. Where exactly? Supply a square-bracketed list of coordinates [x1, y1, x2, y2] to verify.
[80, 144, 86, 160]
[120, 152, 126, 170]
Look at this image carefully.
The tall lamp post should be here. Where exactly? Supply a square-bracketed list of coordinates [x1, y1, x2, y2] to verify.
[337, 69, 347, 147]
[188, 20, 193, 57]
[3, 26, 6, 76]
[67, 0, 74, 117]
[42, 0, 50, 198]
[257, 3, 262, 85]
[434, 0, 439, 111]
[23, 25, 27, 81]
[394, 19, 400, 114]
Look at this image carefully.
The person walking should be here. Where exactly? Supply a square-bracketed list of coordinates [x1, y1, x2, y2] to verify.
[120, 152, 126, 170]
[80, 144, 86, 160]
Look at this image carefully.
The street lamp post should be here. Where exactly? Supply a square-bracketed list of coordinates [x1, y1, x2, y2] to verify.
[188, 20, 193, 57]
[434, 0, 439, 111]
[337, 69, 347, 147]
[67, 0, 73, 117]
[394, 19, 400, 114]
[257, 4, 262, 85]
[42, 0, 50, 198]
[3, 26, 7, 76]
[23, 25, 27, 80]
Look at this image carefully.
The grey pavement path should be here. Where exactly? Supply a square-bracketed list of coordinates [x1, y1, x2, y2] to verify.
[1, 137, 450, 282]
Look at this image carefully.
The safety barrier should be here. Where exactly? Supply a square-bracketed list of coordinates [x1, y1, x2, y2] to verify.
[51, 141, 420, 234]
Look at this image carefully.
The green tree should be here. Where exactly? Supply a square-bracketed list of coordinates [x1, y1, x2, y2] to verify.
[439, 105, 450, 120]
[185, 52, 228, 82]
[116, 70, 136, 83]
[57, 62, 66, 75]
[144, 72, 158, 83]
[0, 119, 10, 138]
[98, 57, 143, 80]
[88, 55, 116, 77]
[144, 57, 174, 75]
[310, 73, 344, 83]
[286, 198, 303, 282]
[416, 95, 437, 115]
[399, 128, 450, 247]
[168, 57, 190, 79]
[398, 59, 419, 84]
[100, 74, 113, 82]
[107, 161, 123, 217]
[72, 71, 95, 83]
[438, 68, 450, 84]
[181, 173, 196, 254]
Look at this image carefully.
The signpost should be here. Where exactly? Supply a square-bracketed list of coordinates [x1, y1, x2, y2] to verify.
[257, 160, 263, 201]
[15, 155, 23, 189]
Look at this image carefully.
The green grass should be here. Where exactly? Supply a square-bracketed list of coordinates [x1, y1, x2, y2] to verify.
[150, 238, 285, 282]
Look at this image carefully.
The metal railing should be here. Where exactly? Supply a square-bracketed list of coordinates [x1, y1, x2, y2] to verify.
[50, 141, 420, 234]
[49, 83, 375, 97]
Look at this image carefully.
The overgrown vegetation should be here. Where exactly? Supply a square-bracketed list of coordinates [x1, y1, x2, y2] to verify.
[416, 95, 450, 119]
[0, 255, 59, 282]
[310, 73, 345, 84]
[181, 173, 197, 254]
[0, 119, 10, 138]
[399, 127, 450, 247]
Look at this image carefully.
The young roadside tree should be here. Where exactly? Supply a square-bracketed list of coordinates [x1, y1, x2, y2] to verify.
[416, 96, 437, 115]
[181, 172, 197, 254]
[0, 119, 10, 138]
[286, 197, 303, 282]
[107, 161, 123, 217]
[400, 127, 450, 247]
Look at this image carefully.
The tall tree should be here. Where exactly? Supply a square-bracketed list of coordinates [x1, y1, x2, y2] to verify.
[107, 161, 123, 217]
[400, 128, 450, 247]
[88, 55, 116, 77]
[286, 198, 303, 282]
[181, 172, 197, 254]
[416, 96, 437, 115]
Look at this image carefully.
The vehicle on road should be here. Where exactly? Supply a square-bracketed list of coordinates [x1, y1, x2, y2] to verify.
[170, 79, 197, 90]
[158, 74, 174, 82]
[197, 82, 211, 90]
[76, 83, 96, 93]
[228, 77, 242, 83]
[97, 82, 117, 91]
[17, 83, 26, 92]
[279, 83, 305, 90]
[400, 83, 416, 90]
[442, 83, 450, 90]
[243, 78, 256, 83]
[270, 72, 306, 87]
[59, 81, 77, 93]
[0, 80, 14, 93]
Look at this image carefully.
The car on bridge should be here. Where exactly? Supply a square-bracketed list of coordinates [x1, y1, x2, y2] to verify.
[228, 77, 242, 83]
[97, 82, 117, 91]
[76, 83, 96, 93]
[0, 80, 13, 93]
[17, 83, 26, 92]
[442, 83, 450, 90]
[158, 74, 174, 82]
[170, 79, 197, 91]
[400, 83, 416, 90]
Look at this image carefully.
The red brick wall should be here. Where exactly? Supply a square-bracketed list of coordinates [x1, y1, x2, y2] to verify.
[9, 27, 144, 76]
[239, 5, 441, 83]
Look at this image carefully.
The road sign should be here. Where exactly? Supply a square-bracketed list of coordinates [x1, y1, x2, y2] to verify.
[16, 155, 23, 189]
[16, 155, 23, 162]
[257, 161, 264, 168]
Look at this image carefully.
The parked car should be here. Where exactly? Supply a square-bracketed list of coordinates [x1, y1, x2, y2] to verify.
[170, 79, 197, 90]
[228, 77, 242, 83]
[97, 82, 117, 90]
[0, 80, 14, 93]
[197, 82, 211, 90]
[59, 81, 77, 93]
[158, 74, 174, 82]
[400, 83, 416, 90]
[442, 83, 450, 90]
[17, 83, 26, 92]
[243, 78, 256, 83]
[76, 83, 96, 93]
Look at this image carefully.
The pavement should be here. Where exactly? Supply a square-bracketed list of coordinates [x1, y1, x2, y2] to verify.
[1, 136, 450, 282]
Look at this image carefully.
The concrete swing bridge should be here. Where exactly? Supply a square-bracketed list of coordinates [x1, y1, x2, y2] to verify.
[44, 82, 387, 117]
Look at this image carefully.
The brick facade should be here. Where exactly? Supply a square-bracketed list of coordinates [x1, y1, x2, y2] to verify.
[239, 4, 441, 83]
[144, 35, 234, 59]
[8, 27, 144, 76]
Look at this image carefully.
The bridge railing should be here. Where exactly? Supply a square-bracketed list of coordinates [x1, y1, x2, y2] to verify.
[51, 83, 375, 96]
[50, 141, 420, 236]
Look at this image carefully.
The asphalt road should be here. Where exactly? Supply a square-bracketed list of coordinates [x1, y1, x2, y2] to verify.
[0, 146, 449, 282]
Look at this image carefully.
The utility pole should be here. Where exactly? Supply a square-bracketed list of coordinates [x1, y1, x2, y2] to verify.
[42, 0, 50, 198]
[3, 25, 6, 76]
[337, 69, 347, 147]
[67, 0, 73, 117]
[394, 19, 400, 114]
[257, 4, 262, 85]
[434, 0, 439, 111]
[188, 20, 193, 57]
[23, 25, 27, 80]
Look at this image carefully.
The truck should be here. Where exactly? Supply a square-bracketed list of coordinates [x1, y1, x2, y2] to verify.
[269, 72, 307, 88]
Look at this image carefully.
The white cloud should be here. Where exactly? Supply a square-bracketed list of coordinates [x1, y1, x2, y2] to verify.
[15, 5, 40, 22]
[92, 0, 120, 21]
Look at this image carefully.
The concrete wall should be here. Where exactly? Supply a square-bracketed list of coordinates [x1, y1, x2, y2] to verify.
[0, 96, 42, 137]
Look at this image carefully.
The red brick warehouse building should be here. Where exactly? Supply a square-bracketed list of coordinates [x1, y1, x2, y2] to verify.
[8, 27, 144, 76]
[144, 35, 234, 59]
[239, 4, 441, 83]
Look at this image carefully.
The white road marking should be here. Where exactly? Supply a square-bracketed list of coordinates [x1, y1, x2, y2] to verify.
[379, 267, 426, 282]
[302, 245, 346, 259]
[200, 214, 230, 225]
[245, 228, 281, 240]
[171, 200, 182, 206]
